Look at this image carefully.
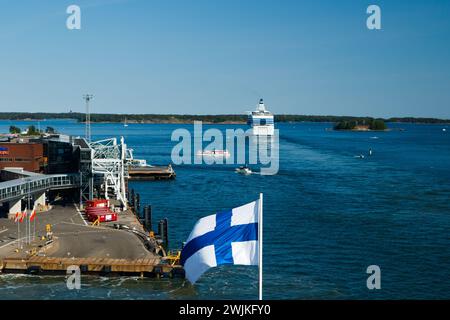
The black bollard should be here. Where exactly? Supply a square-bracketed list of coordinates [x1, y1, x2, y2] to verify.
[130, 189, 135, 207]
[163, 218, 169, 248]
[158, 220, 165, 247]
[148, 205, 152, 231]
[143, 205, 148, 229]
[133, 194, 138, 215]
[143, 205, 152, 231]
[136, 193, 141, 216]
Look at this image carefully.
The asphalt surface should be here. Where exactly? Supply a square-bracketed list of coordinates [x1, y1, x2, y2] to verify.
[0, 203, 156, 260]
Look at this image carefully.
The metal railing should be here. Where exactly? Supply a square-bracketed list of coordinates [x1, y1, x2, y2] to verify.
[0, 173, 79, 203]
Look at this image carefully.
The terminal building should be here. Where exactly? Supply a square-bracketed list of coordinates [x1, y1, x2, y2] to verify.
[0, 133, 129, 219]
[0, 134, 79, 174]
[0, 142, 45, 172]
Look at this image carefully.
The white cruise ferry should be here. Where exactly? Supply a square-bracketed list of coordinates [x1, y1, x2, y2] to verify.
[247, 99, 274, 136]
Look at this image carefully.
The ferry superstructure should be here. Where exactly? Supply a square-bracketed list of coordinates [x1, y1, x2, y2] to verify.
[247, 99, 275, 136]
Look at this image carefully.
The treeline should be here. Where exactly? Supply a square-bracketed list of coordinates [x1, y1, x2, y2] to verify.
[0, 112, 449, 124]
[334, 119, 387, 130]
[0, 112, 247, 123]
[388, 117, 450, 124]
[8, 125, 56, 135]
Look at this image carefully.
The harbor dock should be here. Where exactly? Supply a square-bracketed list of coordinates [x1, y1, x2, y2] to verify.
[128, 164, 176, 180]
[0, 202, 184, 277]
[1, 256, 176, 276]
[0, 133, 183, 278]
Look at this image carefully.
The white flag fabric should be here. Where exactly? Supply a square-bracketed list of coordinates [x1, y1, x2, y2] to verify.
[181, 200, 260, 283]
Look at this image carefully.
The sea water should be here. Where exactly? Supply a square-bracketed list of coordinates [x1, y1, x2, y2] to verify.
[0, 120, 449, 299]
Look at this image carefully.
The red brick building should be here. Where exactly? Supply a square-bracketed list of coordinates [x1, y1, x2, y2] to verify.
[0, 143, 46, 172]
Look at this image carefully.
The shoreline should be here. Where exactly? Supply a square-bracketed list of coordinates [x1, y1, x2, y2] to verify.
[0, 116, 450, 125]
[333, 128, 393, 132]
[0, 119, 449, 125]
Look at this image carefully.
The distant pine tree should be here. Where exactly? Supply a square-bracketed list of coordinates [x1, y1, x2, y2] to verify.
[25, 125, 41, 136]
[369, 119, 387, 130]
[45, 126, 56, 134]
[9, 125, 21, 134]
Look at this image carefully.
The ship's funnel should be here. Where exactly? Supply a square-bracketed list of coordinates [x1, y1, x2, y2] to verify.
[258, 98, 266, 112]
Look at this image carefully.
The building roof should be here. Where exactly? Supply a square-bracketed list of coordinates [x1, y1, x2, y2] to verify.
[1, 168, 43, 177]
[73, 137, 90, 149]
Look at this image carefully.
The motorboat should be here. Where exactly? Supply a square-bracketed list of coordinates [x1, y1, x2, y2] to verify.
[235, 165, 252, 175]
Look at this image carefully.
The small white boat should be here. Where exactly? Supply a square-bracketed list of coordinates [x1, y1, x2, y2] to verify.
[124, 118, 129, 127]
[196, 149, 230, 157]
[235, 165, 252, 175]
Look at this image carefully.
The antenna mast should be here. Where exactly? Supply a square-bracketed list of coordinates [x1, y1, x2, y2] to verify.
[83, 94, 94, 142]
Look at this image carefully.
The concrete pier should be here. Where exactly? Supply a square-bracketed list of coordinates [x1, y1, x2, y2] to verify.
[0, 137, 183, 278]
[128, 165, 176, 180]
[0, 203, 183, 277]
[1, 256, 181, 277]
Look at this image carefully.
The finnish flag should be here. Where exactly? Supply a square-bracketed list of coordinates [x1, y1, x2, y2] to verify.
[181, 199, 261, 284]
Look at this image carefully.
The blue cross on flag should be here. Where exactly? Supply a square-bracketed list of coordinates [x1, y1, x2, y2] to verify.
[181, 198, 261, 283]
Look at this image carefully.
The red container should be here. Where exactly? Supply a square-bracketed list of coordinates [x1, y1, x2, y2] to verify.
[86, 199, 109, 208]
[85, 200, 116, 223]
[86, 207, 109, 212]
[87, 210, 117, 223]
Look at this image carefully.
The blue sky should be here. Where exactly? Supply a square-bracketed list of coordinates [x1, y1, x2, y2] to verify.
[0, 0, 449, 118]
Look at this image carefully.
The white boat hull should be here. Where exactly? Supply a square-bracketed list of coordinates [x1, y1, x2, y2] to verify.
[251, 125, 274, 136]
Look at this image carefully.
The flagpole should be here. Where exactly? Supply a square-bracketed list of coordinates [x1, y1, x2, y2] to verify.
[258, 193, 263, 301]
[27, 183, 29, 245]
[25, 209, 28, 245]
[17, 214, 20, 250]
[27, 183, 31, 244]
[27, 208, 30, 245]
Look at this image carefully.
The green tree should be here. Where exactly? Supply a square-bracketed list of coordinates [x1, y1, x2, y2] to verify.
[334, 120, 357, 130]
[45, 126, 56, 134]
[348, 120, 358, 129]
[369, 119, 387, 130]
[9, 125, 21, 134]
[26, 125, 41, 136]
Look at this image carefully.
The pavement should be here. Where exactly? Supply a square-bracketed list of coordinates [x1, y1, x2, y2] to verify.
[0, 202, 158, 261]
